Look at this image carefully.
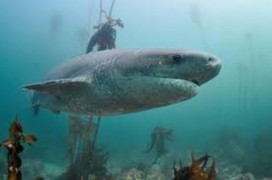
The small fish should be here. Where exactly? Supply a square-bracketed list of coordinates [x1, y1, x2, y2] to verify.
[23, 134, 37, 144]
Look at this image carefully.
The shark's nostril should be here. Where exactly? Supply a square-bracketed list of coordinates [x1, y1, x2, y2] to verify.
[208, 57, 221, 67]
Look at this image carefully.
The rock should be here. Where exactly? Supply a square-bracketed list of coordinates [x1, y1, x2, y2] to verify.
[230, 173, 255, 180]
[117, 168, 144, 180]
[22, 159, 65, 179]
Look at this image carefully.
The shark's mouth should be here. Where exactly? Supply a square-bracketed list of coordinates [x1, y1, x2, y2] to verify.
[143, 74, 201, 87]
[190, 79, 200, 86]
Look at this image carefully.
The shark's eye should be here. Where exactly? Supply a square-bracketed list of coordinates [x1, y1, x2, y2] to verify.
[172, 55, 183, 64]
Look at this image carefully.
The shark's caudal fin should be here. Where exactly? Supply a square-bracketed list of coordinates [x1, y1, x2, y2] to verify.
[22, 79, 90, 95]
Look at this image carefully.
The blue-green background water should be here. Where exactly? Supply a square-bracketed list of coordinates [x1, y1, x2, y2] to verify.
[1, 0, 272, 177]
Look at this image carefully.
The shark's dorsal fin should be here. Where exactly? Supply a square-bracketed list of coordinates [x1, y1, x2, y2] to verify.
[22, 78, 90, 95]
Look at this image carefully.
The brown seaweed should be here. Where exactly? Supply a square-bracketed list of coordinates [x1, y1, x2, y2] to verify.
[1, 116, 37, 180]
[58, 115, 110, 180]
[173, 153, 215, 180]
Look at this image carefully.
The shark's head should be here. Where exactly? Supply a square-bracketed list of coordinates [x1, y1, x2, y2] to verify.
[115, 49, 222, 109]
[118, 49, 221, 86]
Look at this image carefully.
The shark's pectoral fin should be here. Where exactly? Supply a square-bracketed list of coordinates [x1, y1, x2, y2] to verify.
[22, 79, 90, 96]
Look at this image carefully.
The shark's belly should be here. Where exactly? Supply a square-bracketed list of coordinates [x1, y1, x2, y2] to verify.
[39, 70, 198, 115]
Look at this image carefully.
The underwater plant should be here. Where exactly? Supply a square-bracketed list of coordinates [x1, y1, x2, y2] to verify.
[146, 127, 173, 164]
[58, 146, 111, 180]
[89, 149, 111, 179]
[58, 115, 111, 180]
[67, 115, 94, 164]
[1, 115, 37, 180]
[173, 153, 215, 180]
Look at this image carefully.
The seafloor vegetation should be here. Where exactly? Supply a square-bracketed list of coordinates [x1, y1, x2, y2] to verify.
[1, 116, 272, 180]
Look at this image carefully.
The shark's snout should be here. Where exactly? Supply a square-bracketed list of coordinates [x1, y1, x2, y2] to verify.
[193, 55, 222, 86]
[209, 55, 222, 76]
[209, 55, 221, 65]
[205, 55, 221, 83]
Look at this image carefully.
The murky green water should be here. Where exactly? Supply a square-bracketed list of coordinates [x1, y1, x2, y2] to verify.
[0, 0, 272, 179]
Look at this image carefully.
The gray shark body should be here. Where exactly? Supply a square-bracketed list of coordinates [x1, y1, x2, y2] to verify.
[24, 49, 221, 116]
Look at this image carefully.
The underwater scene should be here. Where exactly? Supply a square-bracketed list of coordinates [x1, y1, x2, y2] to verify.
[0, 0, 272, 179]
